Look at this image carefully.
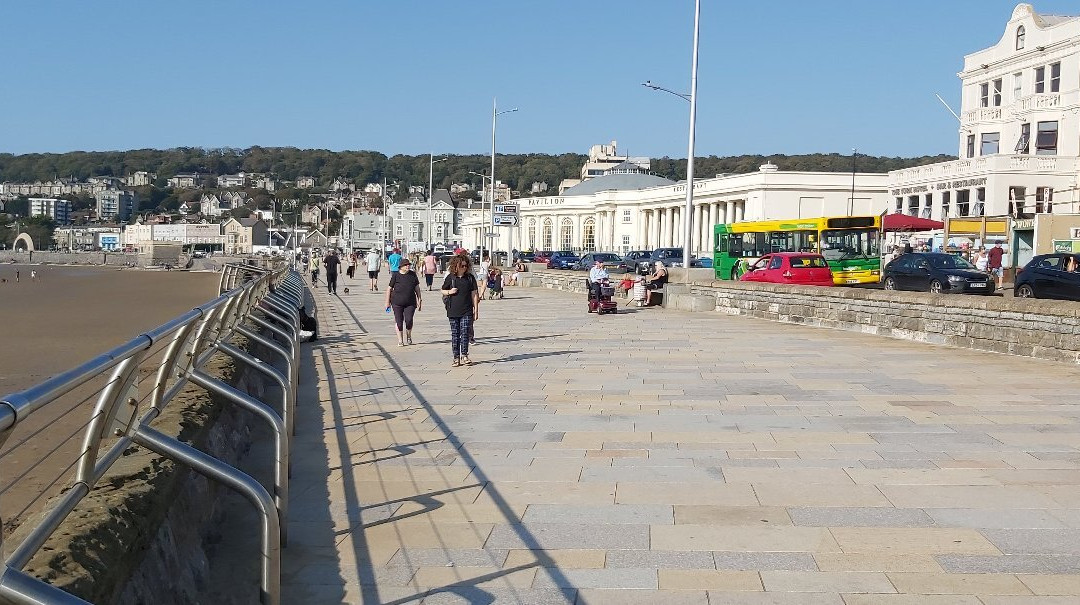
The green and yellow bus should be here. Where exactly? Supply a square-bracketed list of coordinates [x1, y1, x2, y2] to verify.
[713, 216, 882, 284]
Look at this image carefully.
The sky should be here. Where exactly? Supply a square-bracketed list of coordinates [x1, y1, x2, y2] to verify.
[1, 1, 1077, 159]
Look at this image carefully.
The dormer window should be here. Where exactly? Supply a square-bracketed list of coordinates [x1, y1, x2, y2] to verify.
[1016, 25, 1026, 50]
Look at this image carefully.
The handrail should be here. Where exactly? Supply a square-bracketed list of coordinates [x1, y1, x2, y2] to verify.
[0, 264, 306, 605]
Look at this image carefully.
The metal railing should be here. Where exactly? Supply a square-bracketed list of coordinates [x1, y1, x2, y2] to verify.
[0, 263, 307, 605]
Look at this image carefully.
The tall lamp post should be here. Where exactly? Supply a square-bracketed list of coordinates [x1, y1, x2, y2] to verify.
[849, 148, 858, 216]
[642, 0, 701, 271]
[469, 170, 491, 258]
[490, 100, 518, 265]
[428, 154, 448, 248]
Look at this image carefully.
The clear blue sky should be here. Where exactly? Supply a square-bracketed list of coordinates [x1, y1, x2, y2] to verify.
[1, 1, 1076, 159]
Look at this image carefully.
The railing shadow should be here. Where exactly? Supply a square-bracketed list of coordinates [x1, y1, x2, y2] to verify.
[291, 291, 578, 603]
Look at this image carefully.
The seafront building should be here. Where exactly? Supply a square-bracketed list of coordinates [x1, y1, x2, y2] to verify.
[461, 161, 888, 257]
[94, 190, 139, 222]
[887, 3, 1080, 266]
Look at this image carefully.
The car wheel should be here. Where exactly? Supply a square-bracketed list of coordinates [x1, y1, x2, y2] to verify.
[884, 276, 897, 291]
[1016, 284, 1036, 298]
[929, 279, 943, 294]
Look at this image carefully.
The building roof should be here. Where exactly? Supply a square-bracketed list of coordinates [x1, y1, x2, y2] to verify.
[561, 172, 675, 197]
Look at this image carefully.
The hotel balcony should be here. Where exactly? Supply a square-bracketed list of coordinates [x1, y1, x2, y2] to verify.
[890, 154, 1079, 183]
[961, 90, 1080, 124]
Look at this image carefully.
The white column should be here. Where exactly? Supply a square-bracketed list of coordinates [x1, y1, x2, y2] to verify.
[736, 201, 745, 222]
[726, 201, 735, 224]
[661, 208, 670, 247]
[694, 204, 703, 254]
[610, 211, 618, 250]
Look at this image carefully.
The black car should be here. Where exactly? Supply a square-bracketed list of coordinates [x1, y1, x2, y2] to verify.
[623, 250, 653, 275]
[882, 252, 995, 294]
[637, 248, 703, 274]
[1014, 253, 1080, 300]
[575, 252, 624, 272]
[547, 250, 581, 269]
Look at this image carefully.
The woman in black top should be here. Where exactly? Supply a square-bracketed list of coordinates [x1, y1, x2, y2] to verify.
[440, 253, 479, 366]
[385, 257, 422, 346]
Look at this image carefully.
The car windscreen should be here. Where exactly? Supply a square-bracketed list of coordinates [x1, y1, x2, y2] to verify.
[929, 254, 976, 270]
[790, 256, 828, 268]
[596, 254, 620, 261]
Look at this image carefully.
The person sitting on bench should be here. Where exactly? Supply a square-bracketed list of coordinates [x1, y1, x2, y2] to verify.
[645, 261, 668, 306]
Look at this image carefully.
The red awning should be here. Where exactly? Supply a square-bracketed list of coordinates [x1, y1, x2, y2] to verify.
[881, 213, 944, 232]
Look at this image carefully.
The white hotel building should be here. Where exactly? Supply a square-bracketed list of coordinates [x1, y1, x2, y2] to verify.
[887, 3, 1080, 263]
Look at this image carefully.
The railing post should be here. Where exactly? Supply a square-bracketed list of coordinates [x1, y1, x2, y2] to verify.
[130, 426, 279, 605]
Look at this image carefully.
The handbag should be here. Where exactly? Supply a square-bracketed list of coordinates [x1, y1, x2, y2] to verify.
[442, 275, 455, 311]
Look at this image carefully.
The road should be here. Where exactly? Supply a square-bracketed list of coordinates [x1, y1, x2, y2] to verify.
[284, 273, 1080, 604]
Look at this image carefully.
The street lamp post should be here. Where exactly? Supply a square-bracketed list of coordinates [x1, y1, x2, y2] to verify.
[469, 171, 491, 259]
[850, 148, 858, 216]
[428, 154, 448, 249]
[642, 0, 701, 271]
[490, 100, 518, 265]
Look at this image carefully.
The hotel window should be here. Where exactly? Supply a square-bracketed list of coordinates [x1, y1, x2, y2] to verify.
[560, 219, 573, 250]
[1016, 25, 1025, 50]
[1035, 66, 1045, 93]
[992, 79, 1002, 106]
[1009, 186, 1026, 217]
[528, 219, 537, 249]
[395, 225, 402, 236]
[1013, 72, 1023, 100]
[1036, 187, 1054, 213]
[966, 135, 976, 158]
[979, 83, 989, 107]
[941, 191, 951, 218]
[622, 235, 630, 247]
[894, 197, 903, 213]
[1036, 121, 1058, 155]
[980, 132, 1000, 156]
[542, 219, 553, 249]
[1015, 123, 1031, 154]
[974, 188, 985, 216]
[622, 209, 631, 223]
[907, 195, 919, 215]
[396, 210, 403, 219]
[412, 211, 420, 221]
[957, 189, 971, 216]
[582, 219, 595, 251]
[1050, 62, 1061, 92]
[922, 194, 932, 219]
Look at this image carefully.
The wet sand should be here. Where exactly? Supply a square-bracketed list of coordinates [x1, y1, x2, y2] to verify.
[0, 264, 219, 536]
[0, 265, 218, 394]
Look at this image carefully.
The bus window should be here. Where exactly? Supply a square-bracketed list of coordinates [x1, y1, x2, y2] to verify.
[741, 232, 766, 258]
[716, 232, 727, 253]
[728, 233, 742, 257]
[821, 229, 880, 260]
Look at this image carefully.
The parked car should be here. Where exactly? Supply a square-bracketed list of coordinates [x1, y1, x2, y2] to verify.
[739, 253, 834, 287]
[574, 252, 624, 272]
[532, 251, 552, 265]
[1014, 253, 1080, 300]
[882, 252, 995, 294]
[518, 251, 536, 262]
[637, 248, 703, 273]
[698, 257, 713, 268]
[547, 250, 581, 269]
[623, 250, 653, 275]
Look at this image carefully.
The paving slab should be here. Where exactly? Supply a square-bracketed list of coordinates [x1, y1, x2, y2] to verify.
[283, 280, 1080, 602]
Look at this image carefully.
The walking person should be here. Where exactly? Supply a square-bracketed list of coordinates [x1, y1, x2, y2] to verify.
[388, 248, 403, 273]
[309, 253, 320, 285]
[323, 249, 341, 295]
[386, 257, 422, 346]
[422, 249, 438, 291]
[987, 242, 1005, 289]
[346, 253, 357, 280]
[365, 247, 382, 292]
[441, 254, 479, 366]
[30, 269, 37, 282]
[974, 247, 989, 273]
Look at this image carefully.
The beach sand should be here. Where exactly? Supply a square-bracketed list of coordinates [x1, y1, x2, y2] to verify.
[0, 264, 219, 536]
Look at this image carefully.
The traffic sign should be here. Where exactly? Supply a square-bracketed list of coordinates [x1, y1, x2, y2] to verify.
[492, 215, 518, 226]
[493, 204, 518, 214]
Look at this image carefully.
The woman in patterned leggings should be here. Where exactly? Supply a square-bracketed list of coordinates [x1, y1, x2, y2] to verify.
[440, 253, 480, 367]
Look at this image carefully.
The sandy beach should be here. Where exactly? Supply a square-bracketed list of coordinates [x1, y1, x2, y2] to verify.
[0, 264, 219, 536]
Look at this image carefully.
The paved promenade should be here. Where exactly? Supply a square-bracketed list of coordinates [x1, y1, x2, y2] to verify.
[285, 275, 1080, 604]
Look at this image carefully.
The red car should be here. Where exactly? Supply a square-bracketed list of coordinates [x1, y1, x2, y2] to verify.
[740, 253, 835, 287]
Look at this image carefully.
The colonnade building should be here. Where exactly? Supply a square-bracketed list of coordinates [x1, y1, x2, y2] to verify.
[461, 165, 888, 257]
